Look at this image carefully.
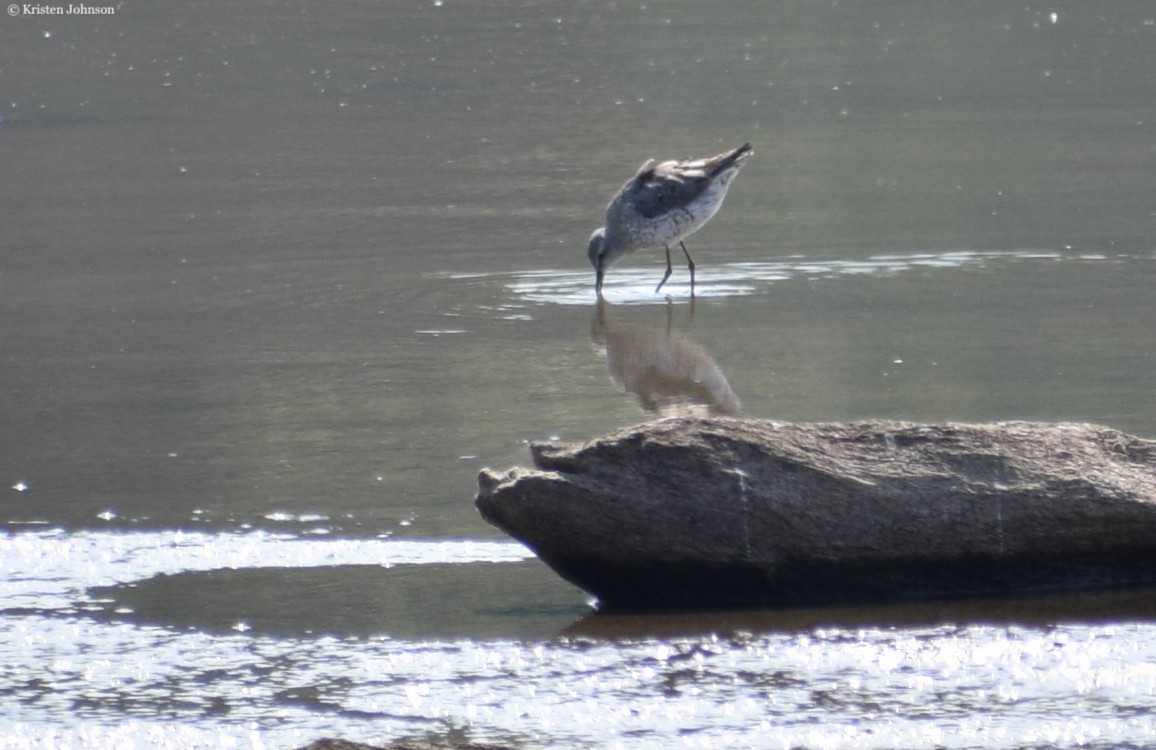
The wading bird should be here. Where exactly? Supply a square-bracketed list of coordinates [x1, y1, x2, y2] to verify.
[586, 143, 753, 297]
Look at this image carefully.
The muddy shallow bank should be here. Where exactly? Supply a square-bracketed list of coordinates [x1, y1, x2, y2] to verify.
[477, 417, 1156, 610]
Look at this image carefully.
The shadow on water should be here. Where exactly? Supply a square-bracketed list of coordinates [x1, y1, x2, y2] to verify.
[86, 560, 592, 641]
[589, 300, 742, 417]
[85, 554, 1156, 644]
[568, 586, 1156, 640]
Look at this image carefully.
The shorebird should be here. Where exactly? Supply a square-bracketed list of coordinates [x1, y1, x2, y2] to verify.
[586, 143, 753, 296]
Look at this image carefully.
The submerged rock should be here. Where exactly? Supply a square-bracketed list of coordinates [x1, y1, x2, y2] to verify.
[475, 417, 1156, 610]
[296, 739, 518, 750]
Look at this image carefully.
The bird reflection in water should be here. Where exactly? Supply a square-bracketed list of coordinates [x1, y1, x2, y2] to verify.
[590, 300, 742, 417]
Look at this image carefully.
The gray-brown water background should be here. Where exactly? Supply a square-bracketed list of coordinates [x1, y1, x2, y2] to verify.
[2, 1, 1155, 748]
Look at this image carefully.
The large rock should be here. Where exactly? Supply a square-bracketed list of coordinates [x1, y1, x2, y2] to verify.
[475, 417, 1156, 610]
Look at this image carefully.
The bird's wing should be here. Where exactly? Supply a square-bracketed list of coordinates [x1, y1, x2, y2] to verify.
[625, 159, 714, 220]
[625, 144, 751, 220]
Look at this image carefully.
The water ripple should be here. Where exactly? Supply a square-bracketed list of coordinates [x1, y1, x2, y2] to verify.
[0, 529, 531, 611]
[486, 248, 1134, 305]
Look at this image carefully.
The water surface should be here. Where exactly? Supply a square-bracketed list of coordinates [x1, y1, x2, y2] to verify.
[2, 0, 1155, 747]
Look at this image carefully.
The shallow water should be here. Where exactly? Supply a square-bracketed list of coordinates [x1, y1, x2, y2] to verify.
[3, 0, 1156, 747]
[9, 529, 1156, 750]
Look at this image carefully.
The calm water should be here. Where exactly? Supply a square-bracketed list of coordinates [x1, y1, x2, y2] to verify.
[3, 1, 1156, 747]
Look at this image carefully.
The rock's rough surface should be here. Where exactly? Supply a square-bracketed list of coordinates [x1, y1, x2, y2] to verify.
[475, 418, 1156, 609]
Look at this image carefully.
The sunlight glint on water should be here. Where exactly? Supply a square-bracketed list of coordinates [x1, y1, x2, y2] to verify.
[501, 250, 1075, 305]
[5, 532, 1156, 748]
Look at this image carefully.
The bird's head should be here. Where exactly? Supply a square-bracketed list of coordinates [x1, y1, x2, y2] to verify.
[586, 227, 607, 295]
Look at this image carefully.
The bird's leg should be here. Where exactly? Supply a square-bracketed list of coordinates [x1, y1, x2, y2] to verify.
[655, 245, 674, 294]
[680, 241, 696, 296]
